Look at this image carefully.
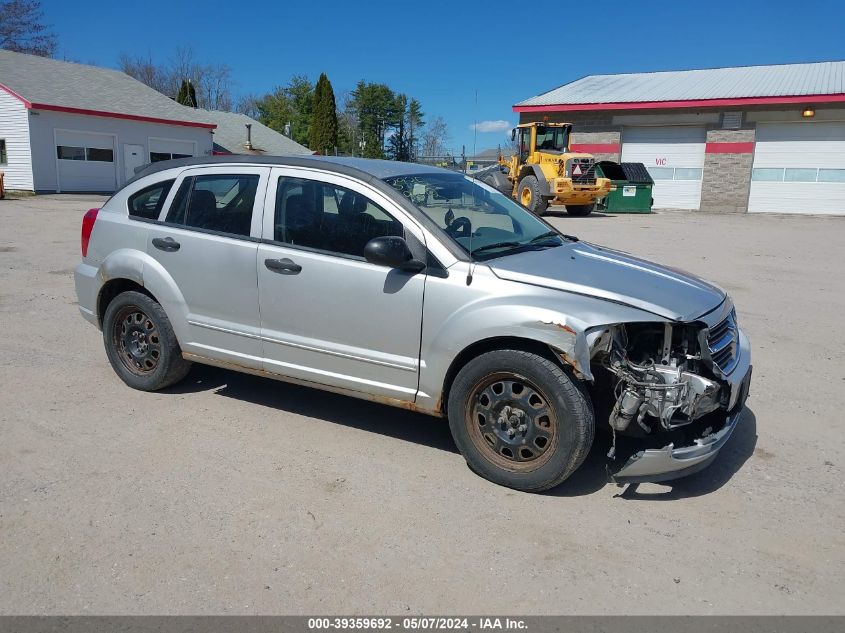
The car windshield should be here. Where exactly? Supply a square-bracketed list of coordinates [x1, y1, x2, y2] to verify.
[382, 172, 572, 260]
[534, 126, 568, 152]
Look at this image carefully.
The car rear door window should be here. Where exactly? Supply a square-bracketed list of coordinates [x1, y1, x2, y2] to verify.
[165, 174, 259, 238]
[127, 179, 175, 220]
[273, 176, 403, 258]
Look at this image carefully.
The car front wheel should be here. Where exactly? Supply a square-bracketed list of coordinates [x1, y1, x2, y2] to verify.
[447, 349, 594, 492]
[102, 290, 191, 391]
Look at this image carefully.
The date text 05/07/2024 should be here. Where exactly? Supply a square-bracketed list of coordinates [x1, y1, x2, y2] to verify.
[307, 617, 527, 630]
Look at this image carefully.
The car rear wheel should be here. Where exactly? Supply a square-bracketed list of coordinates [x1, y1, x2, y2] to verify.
[102, 290, 191, 391]
[447, 349, 594, 492]
[517, 176, 549, 215]
[565, 203, 594, 216]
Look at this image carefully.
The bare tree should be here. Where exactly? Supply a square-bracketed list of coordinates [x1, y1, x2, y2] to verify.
[118, 53, 169, 94]
[196, 62, 233, 111]
[0, 0, 56, 57]
[335, 90, 361, 155]
[235, 93, 262, 120]
[421, 116, 449, 157]
[118, 47, 234, 111]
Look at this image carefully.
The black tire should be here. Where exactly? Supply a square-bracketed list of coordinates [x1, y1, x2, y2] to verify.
[102, 290, 192, 391]
[517, 175, 549, 215]
[447, 349, 594, 492]
[565, 203, 594, 217]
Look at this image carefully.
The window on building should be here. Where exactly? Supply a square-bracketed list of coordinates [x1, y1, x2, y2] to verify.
[0, 139, 7, 164]
[150, 152, 192, 163]
[646, 167, 703, 181]
[127, 179, 175, 220]
[273, 177, 404, 258]
[673, 168, 703, 181]
[751, 168, 784, 182]
[56, 145, 113, 162]
[818, 169, 845, 183]
[56, 146, 86, 160]
[752, 167, 845, 184]
[784, 168, 818, 182]
[646, 167, 674, 180]
[86, 148, 114, 162]
[165, 174, 258, 238]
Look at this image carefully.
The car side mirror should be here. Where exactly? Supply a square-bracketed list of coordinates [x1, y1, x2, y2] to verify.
[363, 236, 425, 272]
[510, 128, 516, 142]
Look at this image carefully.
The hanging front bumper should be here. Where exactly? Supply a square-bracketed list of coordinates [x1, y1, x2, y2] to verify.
[610, 331, 752, 484]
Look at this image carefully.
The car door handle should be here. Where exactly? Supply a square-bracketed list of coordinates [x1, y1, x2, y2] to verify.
[264, 258, 302, 275]
[152, 237, 180, 252]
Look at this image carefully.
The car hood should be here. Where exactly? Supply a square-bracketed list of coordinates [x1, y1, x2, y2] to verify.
[487, 241, 726, 321]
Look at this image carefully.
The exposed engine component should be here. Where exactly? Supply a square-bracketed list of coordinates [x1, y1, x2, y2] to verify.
[601, 322, 724, 434]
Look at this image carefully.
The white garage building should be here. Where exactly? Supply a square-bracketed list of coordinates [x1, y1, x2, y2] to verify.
[0, 50, 215, 193]
[515, 60, 845, 214]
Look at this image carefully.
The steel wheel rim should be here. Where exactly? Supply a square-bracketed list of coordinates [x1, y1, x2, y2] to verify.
[112, 306, 161, 376]
[465, 372, 558, 473]
[521, 186, 532, 206]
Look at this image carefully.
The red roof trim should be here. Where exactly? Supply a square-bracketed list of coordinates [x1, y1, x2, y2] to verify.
[0, 82, 32, 106]
[513, 93, 845, 112]
[570, 143, 620, 154]
[706, 142, 755, 154]
[28, 102, 217, 129]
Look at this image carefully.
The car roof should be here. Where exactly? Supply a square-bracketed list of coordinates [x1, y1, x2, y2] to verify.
[130, 154, 456, 183]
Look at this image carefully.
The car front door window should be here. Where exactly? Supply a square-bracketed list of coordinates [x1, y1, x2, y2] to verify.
[273, 176, 404, 258]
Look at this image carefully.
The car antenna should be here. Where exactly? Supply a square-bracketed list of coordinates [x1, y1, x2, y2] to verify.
[466, 186, 476, 286]
[466, 89, 479, 286]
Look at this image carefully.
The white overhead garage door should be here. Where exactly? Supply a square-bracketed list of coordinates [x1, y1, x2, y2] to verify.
[55, 130, 117, 192]
[748, 122, 845, 215]
[621, 126, 706, 210]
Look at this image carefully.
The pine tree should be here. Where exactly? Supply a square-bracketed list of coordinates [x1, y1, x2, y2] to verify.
[176, 79, 197, 108]
[388, 94, 408, 161]
[309, 73, 338, 155]
[255, 76, 314, 147]
[407, 99, 424, 160]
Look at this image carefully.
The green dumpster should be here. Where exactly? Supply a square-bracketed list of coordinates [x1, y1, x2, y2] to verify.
[595, 162, 654, 213]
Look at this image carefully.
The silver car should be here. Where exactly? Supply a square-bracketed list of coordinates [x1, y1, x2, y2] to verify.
[75, 156, 752, 492]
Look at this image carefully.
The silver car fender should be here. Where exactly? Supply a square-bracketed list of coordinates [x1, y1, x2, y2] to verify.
[98, 248, 191, 343]
[416, 264, 666, 413]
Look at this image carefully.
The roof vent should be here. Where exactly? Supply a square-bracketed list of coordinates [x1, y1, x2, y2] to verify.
[244, 124, 253, 150]
[722, 112, 742, 129]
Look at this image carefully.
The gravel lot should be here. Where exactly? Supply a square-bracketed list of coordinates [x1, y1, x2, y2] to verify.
[1, 195, 843, 615]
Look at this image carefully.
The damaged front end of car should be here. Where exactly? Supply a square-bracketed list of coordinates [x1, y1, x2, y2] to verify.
[587, 300, 752, 484]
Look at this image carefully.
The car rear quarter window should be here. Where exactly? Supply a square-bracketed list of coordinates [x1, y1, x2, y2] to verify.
[127, 179, 175, 220]
[165, 174, 259, 238]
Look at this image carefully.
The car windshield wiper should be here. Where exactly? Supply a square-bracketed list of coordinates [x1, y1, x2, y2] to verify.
[471, 231, 578, 257]
[470, 241, 522, 256]
[529, 231, 561, 244]
[530, 230, 577, 243]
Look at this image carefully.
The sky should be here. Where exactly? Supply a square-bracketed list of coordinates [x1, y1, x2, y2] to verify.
[41, 0, 845, 154]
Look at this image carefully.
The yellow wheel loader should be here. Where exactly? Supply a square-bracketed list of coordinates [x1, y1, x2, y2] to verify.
[480, 122, 611, 216]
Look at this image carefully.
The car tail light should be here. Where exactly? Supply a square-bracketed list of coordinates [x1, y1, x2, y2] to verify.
[81, 208, 99, 257]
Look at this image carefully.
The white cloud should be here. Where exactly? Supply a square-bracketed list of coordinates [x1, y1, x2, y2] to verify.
[470, 120, 512, 133]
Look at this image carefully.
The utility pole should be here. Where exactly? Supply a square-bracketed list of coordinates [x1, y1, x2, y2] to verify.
[473, 89, 478, 158]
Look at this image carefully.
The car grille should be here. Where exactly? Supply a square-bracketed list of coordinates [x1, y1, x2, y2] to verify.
[568, 158, 596, 184]
[707, 309, 739, 375]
